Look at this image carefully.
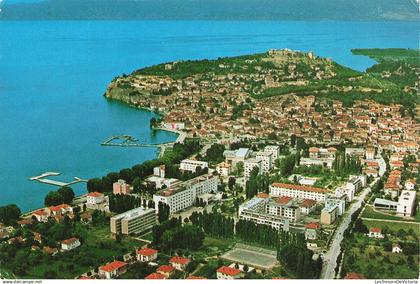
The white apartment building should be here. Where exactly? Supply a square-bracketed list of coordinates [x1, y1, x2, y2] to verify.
[238, 197, 290, 231]
[110, 207, 156, 236]
[255, 151, 273, 173]
[86, 192, 105, 205]
[265, 197, 301, 223]
[325, 194, 346, 215]
[270, 183, 330, 202]
[179, 159, 209, 173]
[396, 190, 416, 217]
[216, 162, 231, 177]
[346, 175, 367, 192]
[153, 174, 219, 214]
[264, 145, 280, 161]
[244, 158, 262, 180]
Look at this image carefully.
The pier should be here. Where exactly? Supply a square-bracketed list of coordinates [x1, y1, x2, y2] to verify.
[100, 134, 178, 148]
[29, 172, 88, 187]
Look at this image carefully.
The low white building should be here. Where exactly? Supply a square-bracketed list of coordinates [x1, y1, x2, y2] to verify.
[223, 148, 250, 167]
[368, 227, 384, 239]
[61, 237, 81, 251]
[179, 159, 208, 173]
[392, 244, 403, 253]
[216, 162, 231, 177]
[136, 248, 158, 262]
[99, 261, 128, 279]
[404, 179, 416, 190]
[86, 192, 105, 205]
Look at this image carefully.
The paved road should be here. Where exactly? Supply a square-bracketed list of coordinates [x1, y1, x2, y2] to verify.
[321, 178, 377, 279]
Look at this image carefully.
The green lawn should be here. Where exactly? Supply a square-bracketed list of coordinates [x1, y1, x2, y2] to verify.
[362, 220, 420, 237]
[362, 205, 413, 221]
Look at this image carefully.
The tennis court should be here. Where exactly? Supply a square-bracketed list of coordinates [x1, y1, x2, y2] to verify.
[221, 243, 278, 269]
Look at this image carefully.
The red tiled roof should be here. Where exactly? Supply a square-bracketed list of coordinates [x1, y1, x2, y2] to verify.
[87, 192, 103, 197]
[306, 222, 320, 230]
[145, 273, 166, 280]
[271, 183, 329, 194]
[62, 237, 79, 245]
[256, 193, 269, 198]
[344, 272, 366, 279]
[49, 204, 70, 212]
[157, 265, 175, 273]
[369, 227, 381, 233]
[301, 199, 316, 208]
[137, 247, 158, 256]
[276, 196, 293, 205]
[33, 209, 49, 216]
[169, 256, 190, 265]
[217, 266, 241, 276]
[100, 261, 127, 272]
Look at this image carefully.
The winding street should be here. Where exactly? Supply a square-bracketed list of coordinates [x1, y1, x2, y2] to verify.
[321, 156, 386, 279]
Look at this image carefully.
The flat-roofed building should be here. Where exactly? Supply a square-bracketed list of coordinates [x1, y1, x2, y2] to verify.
[244, 158, 262, 180]
[110, 207, 156, 237]
[113, 179, 132, 195]
[264, 145, 280, 161]
[396, 190, 416, 217]
[320, 205, 338, 225]
[238, 197, 290, 231]
[373, 198, 398, 211]
[325, 194, 346, 215]
[223, 148, 250, 167]
[153, 174, 219, 214]
[270, 183, 330, 202]
[179, 159, 208, 173]
[255, 151, 273, 173]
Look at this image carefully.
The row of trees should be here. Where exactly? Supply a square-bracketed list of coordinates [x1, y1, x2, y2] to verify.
[277, 231, 322, 278]
[109, 194, 148, 214]
[333, 151, 362, 176]
[151, 218, 204, 253]
[245, 168, 270, 199]
[189, 211, 234, 238]
[157, 202, 170, 223]
[87, 139, 202, 193]
[164, 163, 209, 181]
[44, 186, 75, 206]
[235, 219, 279, 248]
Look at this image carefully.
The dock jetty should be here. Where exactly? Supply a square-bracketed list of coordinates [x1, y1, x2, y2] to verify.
[29, 172, 87, 187]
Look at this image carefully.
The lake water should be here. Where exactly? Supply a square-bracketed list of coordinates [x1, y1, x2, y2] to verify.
[0, 20, 418, 211]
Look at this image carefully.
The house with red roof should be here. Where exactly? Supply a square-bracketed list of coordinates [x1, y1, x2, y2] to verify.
[270, 183, 329, 202]
[61, 237, 81, 251]
[299, 198, 317, 214]
[169, 256, 191, 271]
[156, 265, 175, 278]
[368, 227, 384, 239]
[305, 222, 320, 240]
[48, 204, 72, 216]
[32, 209, 50, 222]
[145, 272, 167, 280]
[86, 192, 105, 205]
[137, 247, 158, 262]
[99, 261, 127, 279]
[216, 266, 243, 280]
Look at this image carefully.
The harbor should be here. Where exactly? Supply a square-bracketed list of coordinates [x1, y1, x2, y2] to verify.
[29, 172, 88, 187]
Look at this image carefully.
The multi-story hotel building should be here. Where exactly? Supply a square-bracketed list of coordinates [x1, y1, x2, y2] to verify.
[153, 174, 219, 214]
[110, 207, 156, 236]
[244, 158, 262, 180]
[269, 183, 330, 202]
[179, 159, 209, 173]
[264, 145, 280, 161]
[113, 179, 132, 195]
[238, 197, 291, 230]
[255, 151, 273, 173]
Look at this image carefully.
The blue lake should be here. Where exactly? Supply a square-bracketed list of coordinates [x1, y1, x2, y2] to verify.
[0, 20, 418, 211]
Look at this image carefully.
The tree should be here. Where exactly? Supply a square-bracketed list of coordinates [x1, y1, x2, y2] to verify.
[57, 186, 75, 204]
[228, 177, 236, 191]
[87, 178, 103, 192]
[0, 204, 21, 225]
[44, 191, 64, 206]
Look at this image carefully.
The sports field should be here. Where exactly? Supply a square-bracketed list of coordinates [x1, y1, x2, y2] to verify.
[221, 243, 278, 269]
